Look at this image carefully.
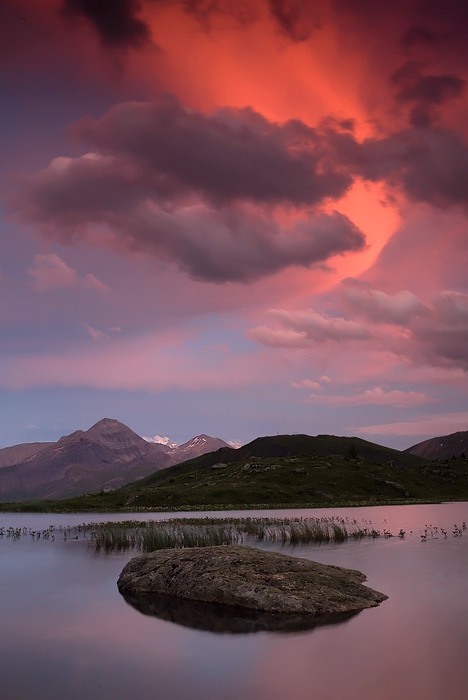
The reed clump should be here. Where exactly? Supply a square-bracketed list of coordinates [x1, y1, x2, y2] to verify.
[87, 515, 371, 553]
[91, 521, 241, 553]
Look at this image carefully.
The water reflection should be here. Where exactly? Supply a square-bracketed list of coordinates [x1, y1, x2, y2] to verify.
[122, 591, 360, 634]
[1, 502, 468, 700]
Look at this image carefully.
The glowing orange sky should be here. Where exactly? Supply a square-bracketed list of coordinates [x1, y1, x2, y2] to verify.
[125, 2, 409, 294]
[2, 0, 468, 448]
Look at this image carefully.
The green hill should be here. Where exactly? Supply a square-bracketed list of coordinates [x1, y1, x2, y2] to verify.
[140, 433, 423, 489]
[2, 433, 467, 513]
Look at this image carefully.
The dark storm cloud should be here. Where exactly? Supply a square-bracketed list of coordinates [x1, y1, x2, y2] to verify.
[325, 124, 468, 210]
[168, 0, 318, 39]
[180, 0, 258, 27]
[60, 0, 468, 57]
[9, 98, 366, 283]
[11, 90, 468, 284]
[334, 0, 468, 25]
[375, 128, 468, 208]
[147, 0, 320, 41]
[332, 0, 468, 67]
[392, 63, 465, 106]
[267, 0, 320, 41]
[401, 26, 452, 47]
[410, 0, 468, 29]
[391, 61, 465, 126]
[12, 91, 468, 231]
[13, 169, 366, 283]
[72, 96, 352, 206]
[124, 206, 366, 283]
[62, 0, 151, 48]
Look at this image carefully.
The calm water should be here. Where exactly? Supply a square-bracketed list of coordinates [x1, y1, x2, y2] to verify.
[1, 503, 467, 700]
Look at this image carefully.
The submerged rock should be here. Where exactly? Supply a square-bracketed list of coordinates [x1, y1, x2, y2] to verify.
[118, 545, 387, 621]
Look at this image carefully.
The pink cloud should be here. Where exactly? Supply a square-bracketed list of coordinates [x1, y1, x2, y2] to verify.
[82, 323, 106, 341]
[82, 272, 111, 295]
[28, 253, 78, 291]
[249, 308, 370, 346]
[432, 290, 468, 323]
[341, 278, 428, 324]
[82, 324, 123, 341]
[357, 412, 468, 437]
[27, 253, 110, 295]
[247, 326, 309, 348]
[360, 207, 468, 298]
[307, 386, 434, 408]
[0, 330, 285, 392]
[291, 379, 323, 390]
[407, 290, 468, 369]
[250, 285, 468, 372]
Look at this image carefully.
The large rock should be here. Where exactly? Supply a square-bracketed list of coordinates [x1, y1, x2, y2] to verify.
[118, 545, 387, 620]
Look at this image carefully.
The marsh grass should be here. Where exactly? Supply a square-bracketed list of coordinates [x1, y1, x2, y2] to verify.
[87, 516, 372, 553]
[91, 521, 242, 553]
[3, 516, 464, 552]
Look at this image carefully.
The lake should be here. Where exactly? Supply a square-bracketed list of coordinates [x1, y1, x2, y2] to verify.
[1, 503, 467, 700]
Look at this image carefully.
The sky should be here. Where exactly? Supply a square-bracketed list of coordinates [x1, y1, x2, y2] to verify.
[1, 0, 468, 450]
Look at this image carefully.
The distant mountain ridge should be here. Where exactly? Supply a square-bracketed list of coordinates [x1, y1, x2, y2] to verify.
[0, 442, 54, 469]
[0, 419, 229, 502]
[168, 434, 228, 460]
[405, 429, 468, 460]
[17, 431, 452, 513]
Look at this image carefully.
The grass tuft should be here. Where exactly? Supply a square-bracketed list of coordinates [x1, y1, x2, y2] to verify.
[87, 516, 372, 553]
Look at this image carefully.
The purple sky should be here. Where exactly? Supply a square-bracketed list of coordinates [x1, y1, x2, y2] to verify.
[1, 0, 468, 449]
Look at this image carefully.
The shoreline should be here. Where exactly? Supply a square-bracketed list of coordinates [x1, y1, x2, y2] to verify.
[1, 496, 467, 515]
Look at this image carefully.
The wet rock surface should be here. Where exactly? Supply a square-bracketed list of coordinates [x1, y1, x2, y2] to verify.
[118, 545, 387, 621]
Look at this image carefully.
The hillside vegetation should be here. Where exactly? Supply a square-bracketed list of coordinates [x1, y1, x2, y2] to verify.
[2, 434, 467, 513]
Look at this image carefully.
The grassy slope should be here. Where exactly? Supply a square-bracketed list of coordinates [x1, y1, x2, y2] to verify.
[2, 451, 468, 513]
[134, 434, 424, 488]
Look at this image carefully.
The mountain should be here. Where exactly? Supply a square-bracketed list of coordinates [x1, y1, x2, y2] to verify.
[169, 435, 229, 461]
[6, 432, 444, 512]
[0, 442, 53, 469]
[0, 419, 229, 502]
[405, 430, 468, 460]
